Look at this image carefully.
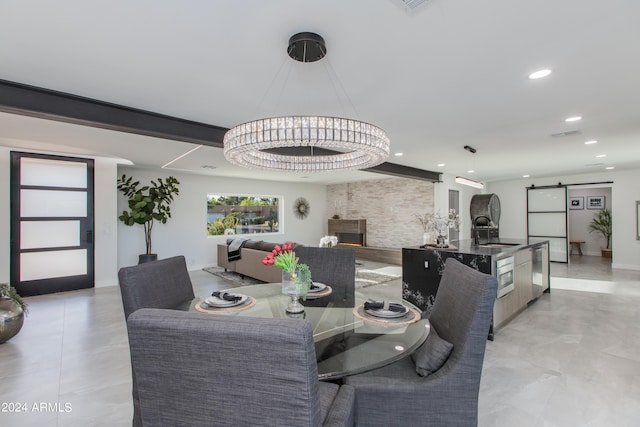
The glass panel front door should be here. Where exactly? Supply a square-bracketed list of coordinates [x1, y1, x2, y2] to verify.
[10, 152, 95, 296]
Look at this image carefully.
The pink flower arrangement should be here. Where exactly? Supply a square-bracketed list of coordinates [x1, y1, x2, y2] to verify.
[261, 243, 298, 274]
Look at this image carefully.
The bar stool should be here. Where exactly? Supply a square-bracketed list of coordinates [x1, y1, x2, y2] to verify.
[569, 241, 585, 255]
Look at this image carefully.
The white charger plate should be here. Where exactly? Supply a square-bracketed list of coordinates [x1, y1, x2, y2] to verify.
[364, 304, 408, 319]
[308, 282, 327, 293]
[205, 293, 248, 308]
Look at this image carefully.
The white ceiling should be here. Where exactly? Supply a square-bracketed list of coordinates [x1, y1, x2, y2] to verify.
[1, 0, 639, 185]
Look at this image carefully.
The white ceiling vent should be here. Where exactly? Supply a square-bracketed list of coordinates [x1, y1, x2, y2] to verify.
[389, 0, 432, 14]
[550, 130, 582, 138]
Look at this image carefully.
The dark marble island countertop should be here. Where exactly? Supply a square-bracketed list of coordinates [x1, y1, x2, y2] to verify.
[409, 238, 549, 258]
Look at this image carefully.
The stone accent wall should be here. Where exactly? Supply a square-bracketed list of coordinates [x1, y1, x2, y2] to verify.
[327, 177, 435, 248]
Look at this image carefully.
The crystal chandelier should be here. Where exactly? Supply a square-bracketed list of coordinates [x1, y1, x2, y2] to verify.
[223, 33, 390, 172]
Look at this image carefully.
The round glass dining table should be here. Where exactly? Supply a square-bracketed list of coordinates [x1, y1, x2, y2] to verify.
[181, 282, 430, 380]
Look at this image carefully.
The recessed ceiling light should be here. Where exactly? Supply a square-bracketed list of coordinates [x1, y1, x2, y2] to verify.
[605, 166, 615, 170]
[437, 163, 445, 167]
[584, 140, 598, 145]
[394, 152, 403, 156]
[596, 154, 607, 158]
[522, 174, 530, 178]
[467, 170, 475, 174]
[529, 69, 552, 79]
[565, 116, 582, 122]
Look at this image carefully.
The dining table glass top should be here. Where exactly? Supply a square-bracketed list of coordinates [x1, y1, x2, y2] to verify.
[182, 282, 430, 380]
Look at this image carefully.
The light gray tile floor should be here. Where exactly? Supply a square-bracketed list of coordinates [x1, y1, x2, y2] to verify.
[0, 255, 638, 426]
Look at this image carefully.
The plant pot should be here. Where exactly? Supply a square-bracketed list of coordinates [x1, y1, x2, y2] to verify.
[601, 249, 612, 259]
[0, 297, 24, 344]
[138, 254, 158, 264]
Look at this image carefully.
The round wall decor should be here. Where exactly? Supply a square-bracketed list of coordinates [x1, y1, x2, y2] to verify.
[293, 197, 310, 219]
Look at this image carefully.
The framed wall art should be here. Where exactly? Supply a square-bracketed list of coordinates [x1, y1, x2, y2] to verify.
[587, 196, 605, 210]
[569, 196, 584, 210]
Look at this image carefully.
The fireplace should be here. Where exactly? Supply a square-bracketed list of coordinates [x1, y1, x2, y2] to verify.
[328, 219, 366, 247]
[336, 232, 365, 247]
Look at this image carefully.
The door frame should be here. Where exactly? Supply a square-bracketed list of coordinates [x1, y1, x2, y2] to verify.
[10, 151, 95, 296]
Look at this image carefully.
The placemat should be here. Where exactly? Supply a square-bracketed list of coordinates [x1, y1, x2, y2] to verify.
[305, 285, 332, 300]
[194, 296, 256, 314]
[352, 304, 421, 326]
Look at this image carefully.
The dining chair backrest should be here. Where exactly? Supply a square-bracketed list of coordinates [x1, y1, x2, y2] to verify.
[118, 255, 196, 427]
[295, 246, 356, 308]
[429, 257, 497, 371]
[344, 258, 498, 426]
[117, 255, 195, 319]
[126, 308, 354, 426]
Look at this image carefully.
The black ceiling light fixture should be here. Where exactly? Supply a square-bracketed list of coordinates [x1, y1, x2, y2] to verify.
[287, 32, 327, 63]
[456, 145, 484, 189]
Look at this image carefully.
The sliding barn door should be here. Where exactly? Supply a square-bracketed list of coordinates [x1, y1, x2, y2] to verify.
[10, 152, 95, 296]
[527, 186, 568, 263]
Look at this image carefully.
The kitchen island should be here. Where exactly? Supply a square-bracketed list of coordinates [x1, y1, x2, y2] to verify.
[402, 238, 549, 337]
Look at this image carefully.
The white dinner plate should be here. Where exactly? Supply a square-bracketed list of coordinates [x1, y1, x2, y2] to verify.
[308, 282, 327, 293]
[205, 293, 248, 308]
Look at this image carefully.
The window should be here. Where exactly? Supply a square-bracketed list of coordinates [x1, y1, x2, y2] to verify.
[207, 195, 280, 236]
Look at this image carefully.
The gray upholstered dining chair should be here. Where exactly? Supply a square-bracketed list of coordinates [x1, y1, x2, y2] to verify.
[344, 258, 498, 427]
[118, 255, 196, 427]
[295, 246, 356, 308]
[127, 308, 356, 427]
[118, 255, 195, 319]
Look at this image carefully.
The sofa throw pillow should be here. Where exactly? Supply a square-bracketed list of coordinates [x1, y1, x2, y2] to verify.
[411, 326, 453, 377]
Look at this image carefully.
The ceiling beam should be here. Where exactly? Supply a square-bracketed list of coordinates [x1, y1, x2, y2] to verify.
[0, 79, 227, 146]
[365, 162, 441, 182]
[0, 79, 441, 182]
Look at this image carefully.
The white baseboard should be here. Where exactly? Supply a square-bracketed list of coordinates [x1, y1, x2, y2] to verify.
[611, 262, 640, 271]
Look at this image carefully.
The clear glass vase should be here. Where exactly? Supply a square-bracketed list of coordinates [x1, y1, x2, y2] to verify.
[435, 234, 448, 248]
[282, 268, 310, 314]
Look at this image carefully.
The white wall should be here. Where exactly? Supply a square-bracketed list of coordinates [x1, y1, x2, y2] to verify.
[0, 147, 121, 287]
[487, 169, 640, 271]
[568, 187, 612, 256]
[116, 166, 327, 270]
[434, 174, 484, 240]
[92, 157, 120, 287]
[0, 147, 11, 283]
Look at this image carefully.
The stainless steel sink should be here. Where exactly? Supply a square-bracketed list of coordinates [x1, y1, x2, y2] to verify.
[476, 243, 521, 248]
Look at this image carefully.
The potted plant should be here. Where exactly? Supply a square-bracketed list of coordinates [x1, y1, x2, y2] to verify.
[588, 208, 612, 258]
[0, 283, 28, 344]
[117, 174, 180, 263]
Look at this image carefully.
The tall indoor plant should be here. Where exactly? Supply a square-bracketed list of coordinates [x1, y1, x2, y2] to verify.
[588, 208, 612, 258]
[117, 174, 180, 263]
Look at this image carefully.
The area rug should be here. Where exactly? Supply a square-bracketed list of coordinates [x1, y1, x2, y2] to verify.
[354, 269, 401, 288]
[202, 266, 401, 289]
[202, 267, 264, 286]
